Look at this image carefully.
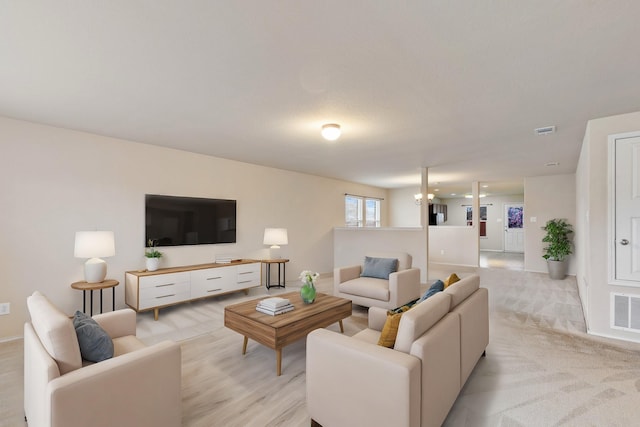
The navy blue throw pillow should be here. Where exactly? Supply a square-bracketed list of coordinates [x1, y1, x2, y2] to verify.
[73, 311, 114, 362]
[361, 257, 399, 280]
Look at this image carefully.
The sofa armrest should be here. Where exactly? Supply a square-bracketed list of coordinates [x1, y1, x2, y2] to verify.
[368, 306, 388, 331]
[333, 265, 362, 294]
[307, 329, 420, 427]
[389, 268, 421, 307]
[92, 308, 137, 339]
[47, 340, 181, 427]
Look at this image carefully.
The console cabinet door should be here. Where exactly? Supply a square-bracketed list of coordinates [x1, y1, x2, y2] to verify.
[236, 263, 260, 289]
[191, 267, 235, 298]
[138, 272, 191, 310]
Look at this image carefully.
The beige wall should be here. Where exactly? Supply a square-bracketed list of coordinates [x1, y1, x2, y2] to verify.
[523, 174, 576, 274]
[333, 227, 427, 282]
[0, 117, 387, 339]
[388, 186, 421, 227]
[577, 111, 640, 342]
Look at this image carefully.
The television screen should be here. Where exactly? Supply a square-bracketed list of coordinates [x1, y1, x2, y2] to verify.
[145, 194, 236, 246]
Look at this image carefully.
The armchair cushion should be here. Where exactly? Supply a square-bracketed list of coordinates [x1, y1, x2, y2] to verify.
[361, 256, 399, 279]
[73, 311, 114, 363]
[338, 277, 390, 301]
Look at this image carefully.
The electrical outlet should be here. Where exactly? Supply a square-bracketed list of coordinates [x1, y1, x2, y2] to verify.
[0, 303, 10, 315]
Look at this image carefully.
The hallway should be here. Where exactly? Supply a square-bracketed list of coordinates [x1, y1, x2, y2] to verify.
[479, 250, 524, 271]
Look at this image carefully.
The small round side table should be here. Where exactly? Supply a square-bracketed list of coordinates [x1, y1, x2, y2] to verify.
[71, 279, 119, 316]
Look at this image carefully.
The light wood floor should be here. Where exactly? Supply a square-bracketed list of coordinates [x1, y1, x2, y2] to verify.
[4, 269, 640, 426]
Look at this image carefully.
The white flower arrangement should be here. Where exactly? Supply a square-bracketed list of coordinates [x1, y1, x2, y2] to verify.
[299, 270, 319, 285]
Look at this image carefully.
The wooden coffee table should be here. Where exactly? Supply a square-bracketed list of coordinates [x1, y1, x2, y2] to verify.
[224, 291, 352, 376]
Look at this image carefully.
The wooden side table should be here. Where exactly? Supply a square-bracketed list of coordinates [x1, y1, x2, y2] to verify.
[71, 279, 119, 316]
[261, 259, 289, 289]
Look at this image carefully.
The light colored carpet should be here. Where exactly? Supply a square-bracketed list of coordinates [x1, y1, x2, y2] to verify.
[3, 268, 640, 427]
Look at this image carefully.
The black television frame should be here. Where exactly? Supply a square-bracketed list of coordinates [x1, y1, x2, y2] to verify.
[145, 194, 237, 247]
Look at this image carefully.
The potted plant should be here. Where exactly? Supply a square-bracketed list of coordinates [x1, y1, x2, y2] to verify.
[541, 218, 573, 280]
[145, 239, 163, 271]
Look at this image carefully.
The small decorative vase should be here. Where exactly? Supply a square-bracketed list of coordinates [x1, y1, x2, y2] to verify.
[146, 257, 160, 272]
[300, 281, 316, 304]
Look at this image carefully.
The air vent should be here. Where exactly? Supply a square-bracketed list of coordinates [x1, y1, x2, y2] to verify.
[611, 293, 640, 332]
[535, 126, 556, 135]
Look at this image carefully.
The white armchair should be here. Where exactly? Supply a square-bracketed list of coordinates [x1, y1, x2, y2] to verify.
[334, 252, 421, 309]
[24, 291, 182, 427]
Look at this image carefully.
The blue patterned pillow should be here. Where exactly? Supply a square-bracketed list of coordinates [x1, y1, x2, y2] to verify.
[361, 257, 399, 280]
[417, 279, 445, 303]
[73, 311, 114, 362]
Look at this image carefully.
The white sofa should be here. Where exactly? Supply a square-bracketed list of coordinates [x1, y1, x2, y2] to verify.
[24, 291, 182, 427]
[334, 252, 421, 309]
[307, 274, 488, 427]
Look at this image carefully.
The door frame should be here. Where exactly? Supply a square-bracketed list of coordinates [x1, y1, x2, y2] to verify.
[608, 131, 640, 287]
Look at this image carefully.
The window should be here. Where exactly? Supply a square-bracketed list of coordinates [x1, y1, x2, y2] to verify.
[345, 195, 380, 227]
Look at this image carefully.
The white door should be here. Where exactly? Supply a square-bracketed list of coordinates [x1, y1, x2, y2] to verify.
[504, 204, 524, 253]
[615, 136, 640, 281]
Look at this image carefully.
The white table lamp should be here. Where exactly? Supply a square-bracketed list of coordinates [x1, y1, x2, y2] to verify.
[263, 228, 288, 249]
[74, 231, 115, 283]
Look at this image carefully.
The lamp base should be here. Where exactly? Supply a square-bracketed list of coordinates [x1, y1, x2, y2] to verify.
[84, 258, 107, 283]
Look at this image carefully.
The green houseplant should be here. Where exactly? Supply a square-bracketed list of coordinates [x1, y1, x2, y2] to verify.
[541, 218, 573, 279]
[145, 239, 163, 271]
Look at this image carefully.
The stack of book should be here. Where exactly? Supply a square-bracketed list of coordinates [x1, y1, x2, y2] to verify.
[256, 297, 294, 316]
[215, 255, 233, 264]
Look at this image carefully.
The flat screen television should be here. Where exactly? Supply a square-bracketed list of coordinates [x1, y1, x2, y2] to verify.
[145, 194, 236, 246]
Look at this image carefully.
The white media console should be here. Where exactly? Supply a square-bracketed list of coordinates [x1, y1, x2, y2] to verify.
[125, 259, 261, 320]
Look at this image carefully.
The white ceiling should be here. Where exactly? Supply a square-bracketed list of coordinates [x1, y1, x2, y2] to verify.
[2, 1, 640, 191]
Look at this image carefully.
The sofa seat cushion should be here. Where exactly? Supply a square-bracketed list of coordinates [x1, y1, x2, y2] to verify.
[443, 275, 480, 309]
[338, 277, 390, 302]
[394, 292, 452, 354]
[113, 335, 147, 357]
[27, 291, 82, 375]
[352, 328, 381, 345]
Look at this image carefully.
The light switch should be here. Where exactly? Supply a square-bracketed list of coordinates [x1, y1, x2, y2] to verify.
[530, 217, 537, 223]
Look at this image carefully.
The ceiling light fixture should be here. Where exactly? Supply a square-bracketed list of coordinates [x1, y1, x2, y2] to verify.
[321, 123, 341, 141]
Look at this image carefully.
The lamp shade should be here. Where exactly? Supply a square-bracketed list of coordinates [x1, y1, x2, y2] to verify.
[263, 228, 288, 248]
[74, 231, 115, 258]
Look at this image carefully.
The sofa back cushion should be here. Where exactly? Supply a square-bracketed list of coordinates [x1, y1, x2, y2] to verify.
[443, 274, 480, 309]
[366, 252, 412, 271]
[27, 291, 82, 375]
[394, 292, 451, 353]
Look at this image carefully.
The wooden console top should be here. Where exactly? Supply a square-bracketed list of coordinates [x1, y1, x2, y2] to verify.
[126, 259, 259, 277]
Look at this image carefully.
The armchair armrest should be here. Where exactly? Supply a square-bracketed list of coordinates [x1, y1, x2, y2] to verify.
[92, 308, 137, 339]
[48, 340, 181, 427]
[389, 268, 421, 307]
[307, 329, 420, 427]
[334, 265, 361, 294]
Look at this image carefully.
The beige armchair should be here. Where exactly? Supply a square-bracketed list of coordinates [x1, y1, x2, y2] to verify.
[24, 291, 182, 427]
[334, 251, 421, 309]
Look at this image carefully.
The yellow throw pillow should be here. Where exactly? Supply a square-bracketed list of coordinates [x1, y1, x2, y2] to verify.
[378, 306, 410, 348]
[444, 273, 460, 288]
